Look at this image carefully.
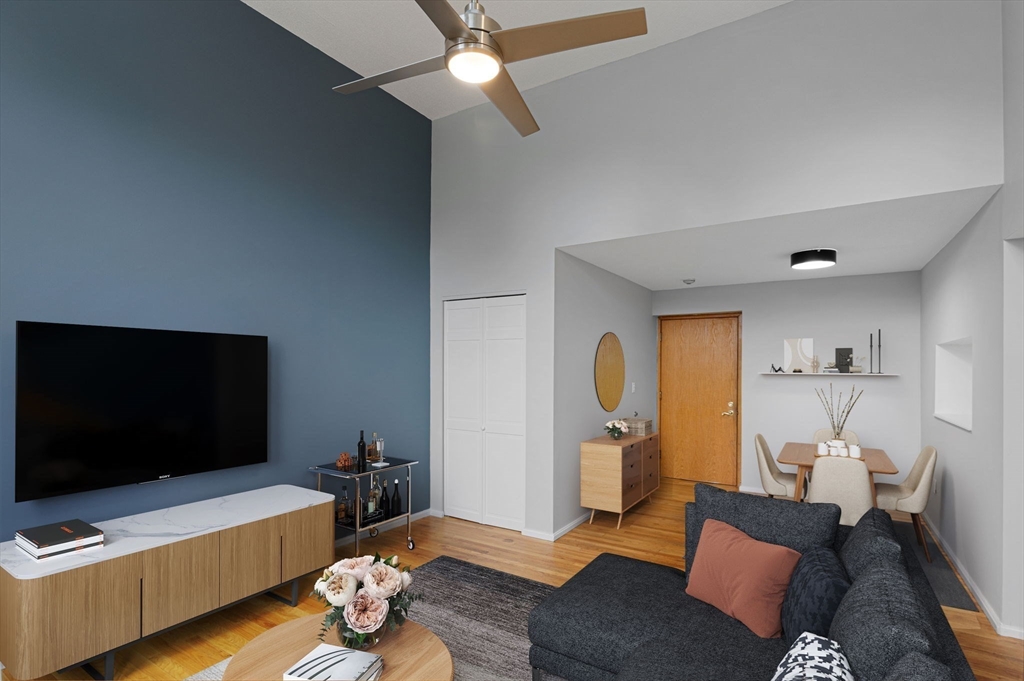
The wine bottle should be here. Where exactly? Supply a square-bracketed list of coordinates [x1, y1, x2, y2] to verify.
[391, 479, 402, 517]
[357, 430, 367, 469]
[367, 475, 377, 515]
[380, 479, 391, 521]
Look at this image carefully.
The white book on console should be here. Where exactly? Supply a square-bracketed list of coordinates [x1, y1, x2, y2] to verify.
[283, 643, 382, 681]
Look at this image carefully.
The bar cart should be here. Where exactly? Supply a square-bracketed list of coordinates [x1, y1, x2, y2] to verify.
[309, 457, 419, 556]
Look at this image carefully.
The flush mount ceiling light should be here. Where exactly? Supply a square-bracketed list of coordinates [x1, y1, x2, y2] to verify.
[791, 248, 837, 270]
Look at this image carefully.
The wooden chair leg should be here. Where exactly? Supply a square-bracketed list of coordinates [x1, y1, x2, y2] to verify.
[912, 513, 932, 563]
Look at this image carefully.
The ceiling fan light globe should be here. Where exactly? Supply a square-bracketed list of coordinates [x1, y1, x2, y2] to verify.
[446, 44, 501, 83]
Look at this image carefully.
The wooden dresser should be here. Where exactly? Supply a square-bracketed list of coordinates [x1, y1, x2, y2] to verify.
[581, 433, 660, 528]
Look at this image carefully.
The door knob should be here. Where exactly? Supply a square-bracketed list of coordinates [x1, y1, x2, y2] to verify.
[721, 410, 735, 416]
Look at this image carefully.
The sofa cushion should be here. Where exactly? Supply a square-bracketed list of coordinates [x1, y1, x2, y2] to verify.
[615, 598, 791, 681]
[771, 632, 854, 681]
[782, 546, 851, 645]
[839, 507, 902, 580]
[685, 485, 840, 577]
[882, 652, 953, 681]
[686, 519, 801, 638]
[529, 553, 689, 675]
[829, 562, 936, 681]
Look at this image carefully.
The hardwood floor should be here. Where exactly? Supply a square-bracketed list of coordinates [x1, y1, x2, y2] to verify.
[6, 478, 1022, 680]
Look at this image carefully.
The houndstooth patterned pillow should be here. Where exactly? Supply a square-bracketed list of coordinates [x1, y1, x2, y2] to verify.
[772, 632, 855, 681]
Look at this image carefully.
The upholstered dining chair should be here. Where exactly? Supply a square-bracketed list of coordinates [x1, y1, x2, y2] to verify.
[811, 428, 860, 446]
[807, 456, 874, 526]
[876, 446, 938, 562]
[755, 434, 798, 499]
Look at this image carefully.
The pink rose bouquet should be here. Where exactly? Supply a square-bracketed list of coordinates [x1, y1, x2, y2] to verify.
[312, 553, 418, 649]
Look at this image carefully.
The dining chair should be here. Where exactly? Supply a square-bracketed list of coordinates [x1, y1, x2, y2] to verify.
[755, 434, 798, 499]
[807, 456, 874, 526]
[875, 446, 938, 562]
[811, 428, 860, 446]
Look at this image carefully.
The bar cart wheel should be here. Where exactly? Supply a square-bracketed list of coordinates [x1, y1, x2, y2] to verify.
[369, 527, 379, 538]
[408, 538, 415, 550]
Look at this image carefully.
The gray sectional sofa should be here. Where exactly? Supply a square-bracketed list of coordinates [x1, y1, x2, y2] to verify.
[528, 484, 974, 681]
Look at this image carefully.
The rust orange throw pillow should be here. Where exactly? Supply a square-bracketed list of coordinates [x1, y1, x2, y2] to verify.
[685, 518, 802, 638]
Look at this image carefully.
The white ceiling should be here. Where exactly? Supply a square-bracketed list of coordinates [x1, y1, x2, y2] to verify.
[243, 0, 789, 120]
[560, 186, 1000, 291]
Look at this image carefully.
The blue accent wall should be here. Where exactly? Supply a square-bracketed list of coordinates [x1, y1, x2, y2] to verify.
[0, 0, 431, 538]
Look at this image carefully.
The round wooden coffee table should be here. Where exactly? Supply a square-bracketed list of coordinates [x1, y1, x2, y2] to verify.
[224, 614, 453, 681]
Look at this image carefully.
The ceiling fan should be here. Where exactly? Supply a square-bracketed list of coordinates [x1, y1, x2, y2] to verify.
[333, 0, 648, 137]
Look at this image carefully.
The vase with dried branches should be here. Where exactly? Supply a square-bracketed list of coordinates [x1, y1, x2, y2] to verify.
[815, 383, 863, 440]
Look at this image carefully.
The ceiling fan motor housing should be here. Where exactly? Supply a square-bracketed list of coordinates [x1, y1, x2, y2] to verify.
[445, 3, 503, 70]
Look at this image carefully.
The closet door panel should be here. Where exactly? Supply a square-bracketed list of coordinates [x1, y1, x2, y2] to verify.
[482, 297, 525, 529]
[444, 299, 484, 522]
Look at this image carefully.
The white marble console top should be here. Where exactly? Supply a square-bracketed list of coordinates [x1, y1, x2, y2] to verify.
[1, 485, 334, 580]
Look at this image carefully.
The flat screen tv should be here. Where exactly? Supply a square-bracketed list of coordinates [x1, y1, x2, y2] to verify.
[16, 321, 268, 502]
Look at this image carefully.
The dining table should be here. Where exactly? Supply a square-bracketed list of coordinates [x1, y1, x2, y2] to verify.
[778, 442, 899, 507]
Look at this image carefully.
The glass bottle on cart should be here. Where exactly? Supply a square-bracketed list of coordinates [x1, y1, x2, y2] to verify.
[380, 479, 391, 520]
[391, 479, 402, 517]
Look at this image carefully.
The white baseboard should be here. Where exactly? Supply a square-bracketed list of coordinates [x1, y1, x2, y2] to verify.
[429, 508, 444, 518]
[739, 485, 764, 495]
[925, 517, 1024, 639]
[521, 512, 591, 542]
[333, 509, 435, 548]
[555, 512, 590, 540]
[520, 527, 554, 541]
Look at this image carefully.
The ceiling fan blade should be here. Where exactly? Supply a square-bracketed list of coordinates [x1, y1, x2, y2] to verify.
[333, 55, 446, 94]
[415, 0, 477, 42]
[491, 8, 647, 64]
[478, 68, 539, 137]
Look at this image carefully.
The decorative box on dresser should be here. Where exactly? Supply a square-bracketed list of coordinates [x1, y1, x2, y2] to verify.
[0, 485, 334, 681]
[581, 433, 660, 529]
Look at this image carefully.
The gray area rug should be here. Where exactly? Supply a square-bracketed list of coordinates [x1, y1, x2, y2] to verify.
[410, 556, 556, 680]
[893, 520, 977, 611]
[184, 556, 554, 681]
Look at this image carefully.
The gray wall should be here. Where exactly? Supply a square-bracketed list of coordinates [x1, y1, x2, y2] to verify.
[553, 252, 657, 533]
[653, 272, 922, 492]
[1002, 237, 1023, 633]
[428, 0, 1003, 535]
[921, 195, 1006, 631]
[999, 0, 1024, 634]
[0, 0, 431, 537]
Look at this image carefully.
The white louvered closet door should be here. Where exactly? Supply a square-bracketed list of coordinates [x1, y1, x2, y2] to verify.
[443, 296, 525, 530]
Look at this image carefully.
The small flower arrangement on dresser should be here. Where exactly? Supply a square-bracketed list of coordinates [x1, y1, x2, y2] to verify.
[604, 420, 630, 440]
[312, 554, 419, 649]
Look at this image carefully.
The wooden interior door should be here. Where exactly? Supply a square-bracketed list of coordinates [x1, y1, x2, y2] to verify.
[659, 314, 740, 485]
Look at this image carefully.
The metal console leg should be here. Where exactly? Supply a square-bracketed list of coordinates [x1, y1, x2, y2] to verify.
[266, 579, 301, 607]
[81, 651, 114, 680]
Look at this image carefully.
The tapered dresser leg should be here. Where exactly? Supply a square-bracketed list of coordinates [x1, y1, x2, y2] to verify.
[589, 509, 595, 524]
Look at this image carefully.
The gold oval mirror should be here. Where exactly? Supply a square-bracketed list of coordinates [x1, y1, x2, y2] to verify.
[595, 332, 625, 412]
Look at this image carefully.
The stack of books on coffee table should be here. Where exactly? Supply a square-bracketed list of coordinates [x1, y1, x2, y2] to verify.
[15, 519, 104, 561]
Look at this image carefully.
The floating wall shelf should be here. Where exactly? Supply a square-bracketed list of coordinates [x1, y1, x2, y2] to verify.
[758, 372, 900, 377]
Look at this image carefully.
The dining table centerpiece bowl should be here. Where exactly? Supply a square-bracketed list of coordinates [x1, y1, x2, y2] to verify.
[604, 419, 629, 440]
[312, 554, 419, 650]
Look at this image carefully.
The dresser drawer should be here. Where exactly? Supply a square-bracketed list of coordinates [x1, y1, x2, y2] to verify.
[622, 476, 643, 509]
[642, 433, 660, 456]
[622, 448, 642, 478]
[643, 454, 660, 497]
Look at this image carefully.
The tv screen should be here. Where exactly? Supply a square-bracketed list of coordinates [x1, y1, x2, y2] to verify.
[15, 321, 268, 502]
